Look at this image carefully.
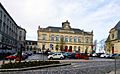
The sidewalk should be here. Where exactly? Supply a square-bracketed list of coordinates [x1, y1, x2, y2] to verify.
[108, 69, 120, 74]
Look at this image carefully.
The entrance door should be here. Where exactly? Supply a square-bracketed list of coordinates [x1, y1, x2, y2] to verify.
[112, 46, 114, 54]
[65, 46, 68, 52]
[69, 46, 72, 52]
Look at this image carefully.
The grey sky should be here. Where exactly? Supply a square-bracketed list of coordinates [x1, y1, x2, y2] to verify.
[1, 0, 120, 41]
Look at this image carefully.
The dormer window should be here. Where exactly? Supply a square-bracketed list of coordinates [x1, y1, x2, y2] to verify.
[112, 34, 114, 39]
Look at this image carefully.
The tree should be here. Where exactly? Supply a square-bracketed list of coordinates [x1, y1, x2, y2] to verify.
[106, 41, 111, 54]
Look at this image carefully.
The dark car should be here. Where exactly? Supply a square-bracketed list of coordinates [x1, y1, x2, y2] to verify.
[69, 53, 76, 59]
[75, 53, 89, 60]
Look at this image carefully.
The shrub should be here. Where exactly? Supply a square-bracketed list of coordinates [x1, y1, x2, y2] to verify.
[1, 61, 60, 69]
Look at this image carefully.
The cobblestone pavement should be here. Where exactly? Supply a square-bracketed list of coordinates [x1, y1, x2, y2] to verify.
[0, 60, 120, 74]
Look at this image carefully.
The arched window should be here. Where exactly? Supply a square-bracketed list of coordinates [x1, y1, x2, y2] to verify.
[56, 35, 59, 41]
[69, 36, 72, 42]
[78, 37, 81, 43]
[65, 36, 68, 42]
[51, 34, 54, 41]
[56, 45, 59, 51]
[74, 36, 77, 42]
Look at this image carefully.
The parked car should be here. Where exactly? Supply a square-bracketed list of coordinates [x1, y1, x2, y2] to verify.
[22, 53, 28, 60]
[47, 52, 54, 56]
[92, 53, 97, 57]
[68, 53, 76, 59]
[48, 53, 64, 60]
[25, 51, 33, 56]
[5, 53, 17, 60]
[62, 52, 70, 58]
[100, 54, 110, 58]
[75, 53, 89, 60]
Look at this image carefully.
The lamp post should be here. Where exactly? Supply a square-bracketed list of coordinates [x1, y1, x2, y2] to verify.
[42, 40, 45, 61]
[82, 30, 85, 53]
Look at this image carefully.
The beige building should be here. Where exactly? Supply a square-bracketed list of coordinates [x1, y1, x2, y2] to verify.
[37, 20, 93, 53]
[105, 21, 120, 54]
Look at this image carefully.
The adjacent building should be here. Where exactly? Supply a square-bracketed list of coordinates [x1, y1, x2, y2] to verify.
[25, 40, 38, 52]
[37, 20, 93, 53]
[0, 3, 26, 52]
[105, 21, 120, 54]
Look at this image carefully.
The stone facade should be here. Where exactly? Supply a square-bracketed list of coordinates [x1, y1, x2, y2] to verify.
[37, 20, 93, 53]
[0, 3, 26, 52]
[105, 21, 120, 54]
[25, 40, 38, 52]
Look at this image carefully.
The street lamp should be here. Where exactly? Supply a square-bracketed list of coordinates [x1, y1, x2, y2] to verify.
[82, 30, 85, 53]
[42, 40, 45, 61]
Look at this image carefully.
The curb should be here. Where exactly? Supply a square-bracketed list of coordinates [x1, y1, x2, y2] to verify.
[0, 63, 71, 72]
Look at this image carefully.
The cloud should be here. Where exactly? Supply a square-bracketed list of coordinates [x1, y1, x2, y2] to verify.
[0, 0, 120, 41]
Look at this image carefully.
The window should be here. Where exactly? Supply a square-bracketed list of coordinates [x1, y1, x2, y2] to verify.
[51, 34, 54, 41]
[60, 35, 64, 41]
[0, 21, 1, 31]
[4, 15, 6, 22]
[56, 35, 59, 41]
[7, 18, 9, 25]
[65, 36, 68, 42]
[0, 11, 2, 19]
[86, 39, 89, 43]
[112, 34, 114, 39]
[20, 31, 22, 35]
[42, 34, 46, 40]
[74, 36, 77, 42]
[69, 36, 72, 42]
[78, 37, 81, 43]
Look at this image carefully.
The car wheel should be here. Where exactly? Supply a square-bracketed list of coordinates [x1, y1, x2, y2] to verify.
[60, 57, 63, 60]
[49, 57, 53, 60]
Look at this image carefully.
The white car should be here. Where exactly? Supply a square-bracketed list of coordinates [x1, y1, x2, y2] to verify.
[100, 54, 109, 58]
[48, 53, 64, 60]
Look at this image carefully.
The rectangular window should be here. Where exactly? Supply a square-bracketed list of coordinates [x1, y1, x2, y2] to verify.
[0, 21, 2, 31]
[4, 15, 6, 22]
[78, 37, 81, 43]
[42, 34, 46, 40]
[0, 11, 2, 19]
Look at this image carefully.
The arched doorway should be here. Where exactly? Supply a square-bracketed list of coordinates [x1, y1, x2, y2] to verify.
[65, 46, 68, 52]
[78, 46, 80, 53]
[56, 45, 59, 51]
[69, 46, 72, 52]
[112, 46, 114, 54]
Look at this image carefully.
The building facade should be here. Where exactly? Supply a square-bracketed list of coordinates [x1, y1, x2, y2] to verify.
[0, 3, 26, 52]
[17, 26, 26, 51]
[37, 20, 93, 53]
[105, 21, 120, 54]
[25, 40, 38, 52]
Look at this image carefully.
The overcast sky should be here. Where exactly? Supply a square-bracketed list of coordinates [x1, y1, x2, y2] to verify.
[1, 0, 120, 42]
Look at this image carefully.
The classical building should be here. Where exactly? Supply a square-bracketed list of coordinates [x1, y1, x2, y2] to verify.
[105, 21, 120, 54]
[25, 40, 38, 52]
[37, 20, 93, 53]
[0, 3, 26, 52]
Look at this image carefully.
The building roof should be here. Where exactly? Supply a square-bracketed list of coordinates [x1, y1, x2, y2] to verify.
[106, 21, 120, 42]
[114, 21, 120, 30]
[46, 26, 92, 35]
[38, 20, 93, 35]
